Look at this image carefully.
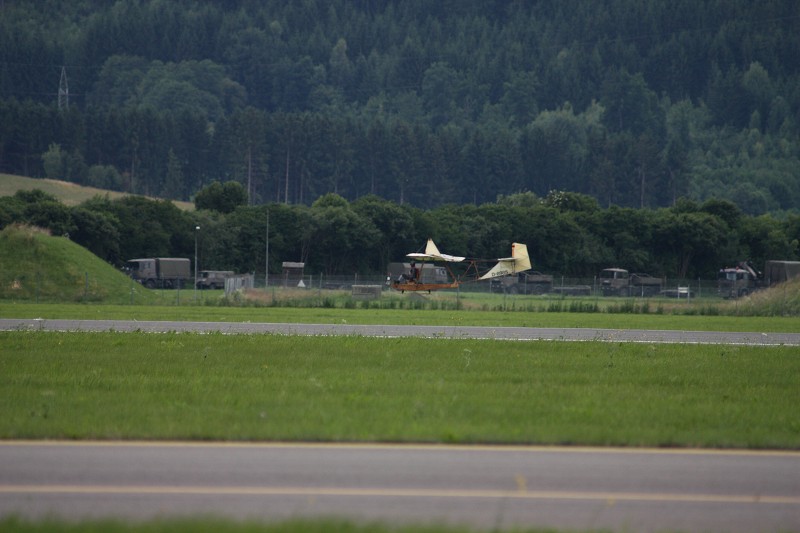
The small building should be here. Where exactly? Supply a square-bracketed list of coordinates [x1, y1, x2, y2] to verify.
[282, 261, 305, 287]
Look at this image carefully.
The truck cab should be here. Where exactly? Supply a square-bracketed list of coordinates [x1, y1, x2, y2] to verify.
[599, 268, 630, 296]
[717, 267, 756, 299]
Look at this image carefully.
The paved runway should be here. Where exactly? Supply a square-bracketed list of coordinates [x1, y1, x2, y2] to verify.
[1, 441, 798, 532]
[2, 317, 800, 345]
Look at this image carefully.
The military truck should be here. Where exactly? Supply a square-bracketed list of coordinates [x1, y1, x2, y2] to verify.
[764, 260, 800, 285]
[717, 261, 761, 299]
[490, 271, 554, 294]
[196, 270, 234, 290]
[387, 262, 449, 286]
[125, 258, 191, 289]
[599, 268, 662, 297]
[718, 260, 800, 298]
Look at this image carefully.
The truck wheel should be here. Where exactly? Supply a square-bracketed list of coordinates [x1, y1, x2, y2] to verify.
[507, 286, 520, 295]
[145, 280, 156, 289]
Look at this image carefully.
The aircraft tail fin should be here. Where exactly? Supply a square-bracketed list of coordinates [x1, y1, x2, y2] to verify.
[425, 238, 442, 257]
[407, 238, 466, 262]
[478, 243, 531, 280]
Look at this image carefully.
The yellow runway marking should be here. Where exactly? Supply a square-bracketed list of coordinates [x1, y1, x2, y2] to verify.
[2, 440, 799, 457]
[1, 485, 799, 505]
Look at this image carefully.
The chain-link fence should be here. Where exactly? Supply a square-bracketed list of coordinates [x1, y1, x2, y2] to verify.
[1, 269, 790, 309]
[269, 273, 717, 298]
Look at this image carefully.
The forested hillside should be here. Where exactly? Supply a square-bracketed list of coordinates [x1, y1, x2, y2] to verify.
[1, 0, 799, 214]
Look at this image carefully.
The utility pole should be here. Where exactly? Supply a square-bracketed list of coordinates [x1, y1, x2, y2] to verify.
[265, 209, 269, 289]
[284, 147, 290, 204]
[247, 145, 253, 205]
[194, 226, 200, 301]
[58, 66, 69, 111]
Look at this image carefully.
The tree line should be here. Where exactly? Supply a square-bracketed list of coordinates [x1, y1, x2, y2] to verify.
[1, 0, 799, 215]
[2, 187, 798, 280]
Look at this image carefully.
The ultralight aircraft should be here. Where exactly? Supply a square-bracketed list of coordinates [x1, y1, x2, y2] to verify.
[389, 239, 531, 293]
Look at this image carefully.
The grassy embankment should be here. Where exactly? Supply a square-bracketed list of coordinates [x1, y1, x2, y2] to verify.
[0, 225, 188, 306]
[0, 173, 193, 209]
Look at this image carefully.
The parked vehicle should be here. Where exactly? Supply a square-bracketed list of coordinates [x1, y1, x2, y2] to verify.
[599, 268, 662, 297]
[124, 258, 190, 289]
[490, 271, 553, 294]
[386, 262, 450, 286]
[718, 260, 800, 298]
[764, 260, 800, 285]
[196, 270, 234, 290]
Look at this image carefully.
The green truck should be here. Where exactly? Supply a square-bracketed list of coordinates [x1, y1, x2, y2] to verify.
[599, 268, 662, 297]
[125, 258, 191, 289]
[387, 262, 449, 286]
[717, 260, 800, 298]
[196, 270, 234, 290]
[490, 271, 554, 294]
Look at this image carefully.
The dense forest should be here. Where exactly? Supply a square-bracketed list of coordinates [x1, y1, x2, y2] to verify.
[2, 0, 799, 214]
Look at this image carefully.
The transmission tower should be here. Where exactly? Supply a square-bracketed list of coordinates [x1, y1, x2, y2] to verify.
[58, 66, 69, 110]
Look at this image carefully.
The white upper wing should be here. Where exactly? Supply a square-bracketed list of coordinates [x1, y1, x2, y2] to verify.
[407, 239, 466, 262]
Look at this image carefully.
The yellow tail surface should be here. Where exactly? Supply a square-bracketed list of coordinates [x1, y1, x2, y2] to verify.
[478, 243, 531, 280]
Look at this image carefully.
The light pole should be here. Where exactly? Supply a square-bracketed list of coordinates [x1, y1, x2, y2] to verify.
[194, 225, 200, 301]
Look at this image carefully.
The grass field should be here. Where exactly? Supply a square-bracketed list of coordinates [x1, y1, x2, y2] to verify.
[0, 517, 509, 533]
[0, 173, 193, 209]
[3, 330, 798, 448]
[3, 301, 800, 333]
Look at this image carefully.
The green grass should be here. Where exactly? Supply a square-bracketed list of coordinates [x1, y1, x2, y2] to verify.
[2, 331, 798, 448]
[3, 301, 800, 332]
[0, 226, 186, 305]
[0, 517, 556, 533]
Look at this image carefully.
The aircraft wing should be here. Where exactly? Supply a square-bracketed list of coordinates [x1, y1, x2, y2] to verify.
[407, 239, 466, 262]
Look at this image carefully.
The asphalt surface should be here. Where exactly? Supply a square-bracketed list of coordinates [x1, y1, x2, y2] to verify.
[2, 317, 800, 345]
[1, 442, 798, 532]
